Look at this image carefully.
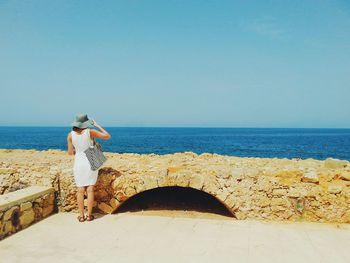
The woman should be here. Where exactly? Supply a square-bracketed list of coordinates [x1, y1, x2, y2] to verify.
[67, 113, 111, 222]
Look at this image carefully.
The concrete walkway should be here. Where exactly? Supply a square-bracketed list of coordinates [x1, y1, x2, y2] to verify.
[0, 212, 349, 263]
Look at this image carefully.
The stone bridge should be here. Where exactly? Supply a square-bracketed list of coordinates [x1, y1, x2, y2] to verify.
[1, 150, 350, 223]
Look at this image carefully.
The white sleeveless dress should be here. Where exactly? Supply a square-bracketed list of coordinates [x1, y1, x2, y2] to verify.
[71, 128, 99, 187]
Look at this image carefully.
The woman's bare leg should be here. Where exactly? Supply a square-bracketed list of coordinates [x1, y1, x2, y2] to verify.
[77, 187, 85, 217]
[87, 185, 94, 216]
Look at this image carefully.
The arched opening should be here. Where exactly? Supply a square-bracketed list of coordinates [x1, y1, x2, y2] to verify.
[114, 186, 234, 219]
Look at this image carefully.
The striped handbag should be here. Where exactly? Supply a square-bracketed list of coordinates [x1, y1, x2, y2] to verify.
[84, 130, 107, 171]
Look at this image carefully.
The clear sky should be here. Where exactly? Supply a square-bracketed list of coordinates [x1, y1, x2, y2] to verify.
[1, 0, 349, 128]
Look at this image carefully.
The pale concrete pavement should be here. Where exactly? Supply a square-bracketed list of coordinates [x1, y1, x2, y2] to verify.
[0, 212, 349, 263]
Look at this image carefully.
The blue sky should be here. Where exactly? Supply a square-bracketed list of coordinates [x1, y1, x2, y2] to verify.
[1, 0, 349, 127]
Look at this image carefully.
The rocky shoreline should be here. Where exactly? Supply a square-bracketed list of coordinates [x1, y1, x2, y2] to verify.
[0, 149, 350, 223]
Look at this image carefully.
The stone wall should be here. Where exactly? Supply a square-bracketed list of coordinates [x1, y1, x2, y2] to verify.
[0, 186, 56, 240]
[1, 149, 350, 223]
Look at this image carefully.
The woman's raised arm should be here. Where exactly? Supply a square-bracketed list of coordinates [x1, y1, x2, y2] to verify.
[89, 120, 111, 140]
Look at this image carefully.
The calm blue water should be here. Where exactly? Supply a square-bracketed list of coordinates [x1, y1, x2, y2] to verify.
[0, 127, 349, 161]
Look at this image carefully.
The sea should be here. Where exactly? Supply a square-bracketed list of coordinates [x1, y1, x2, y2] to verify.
[0, 127, 350, 161]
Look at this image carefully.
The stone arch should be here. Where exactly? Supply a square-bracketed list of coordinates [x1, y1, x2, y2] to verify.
[106, 171, 236, 218]
[112, 186, 235, 217]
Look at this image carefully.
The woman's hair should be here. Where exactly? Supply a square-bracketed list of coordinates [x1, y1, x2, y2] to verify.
[72, 126, 86, 132]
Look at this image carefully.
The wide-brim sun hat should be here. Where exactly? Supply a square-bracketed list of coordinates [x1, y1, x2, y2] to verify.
[71, 113, 94, 128]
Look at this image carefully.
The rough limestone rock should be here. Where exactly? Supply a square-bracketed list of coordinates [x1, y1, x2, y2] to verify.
[2, 221, 13, 235]
[301, 169, 319, 184]
[20, 202, 32, 211]
[339, 171, 350, 181]
[0, 149, 350, 223]
[20, 208, 35, 226]
[325, 158, 349, 169]
[328, 184, 343, 194]
[3, 206, 19, 221]
[42, 205, 54, 218]
[98, 202, 113, 213]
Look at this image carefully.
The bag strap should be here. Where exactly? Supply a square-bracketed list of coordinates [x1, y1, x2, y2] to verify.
[87, 129, 95, 147]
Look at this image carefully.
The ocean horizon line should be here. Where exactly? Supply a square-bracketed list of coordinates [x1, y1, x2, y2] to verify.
[1, 126, 350, 130]
[1, 126, 349, 160]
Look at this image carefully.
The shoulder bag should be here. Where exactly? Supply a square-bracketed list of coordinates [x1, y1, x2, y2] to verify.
[84, 129, 107, 171]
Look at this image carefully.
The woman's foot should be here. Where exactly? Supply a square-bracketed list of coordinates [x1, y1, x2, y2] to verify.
[86, 214, 95, 221]
[77, 215, 86, 222]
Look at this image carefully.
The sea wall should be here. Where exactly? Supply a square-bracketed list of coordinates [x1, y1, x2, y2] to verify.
[0, 186, 55, 240]
[1, 149, 350, 223]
